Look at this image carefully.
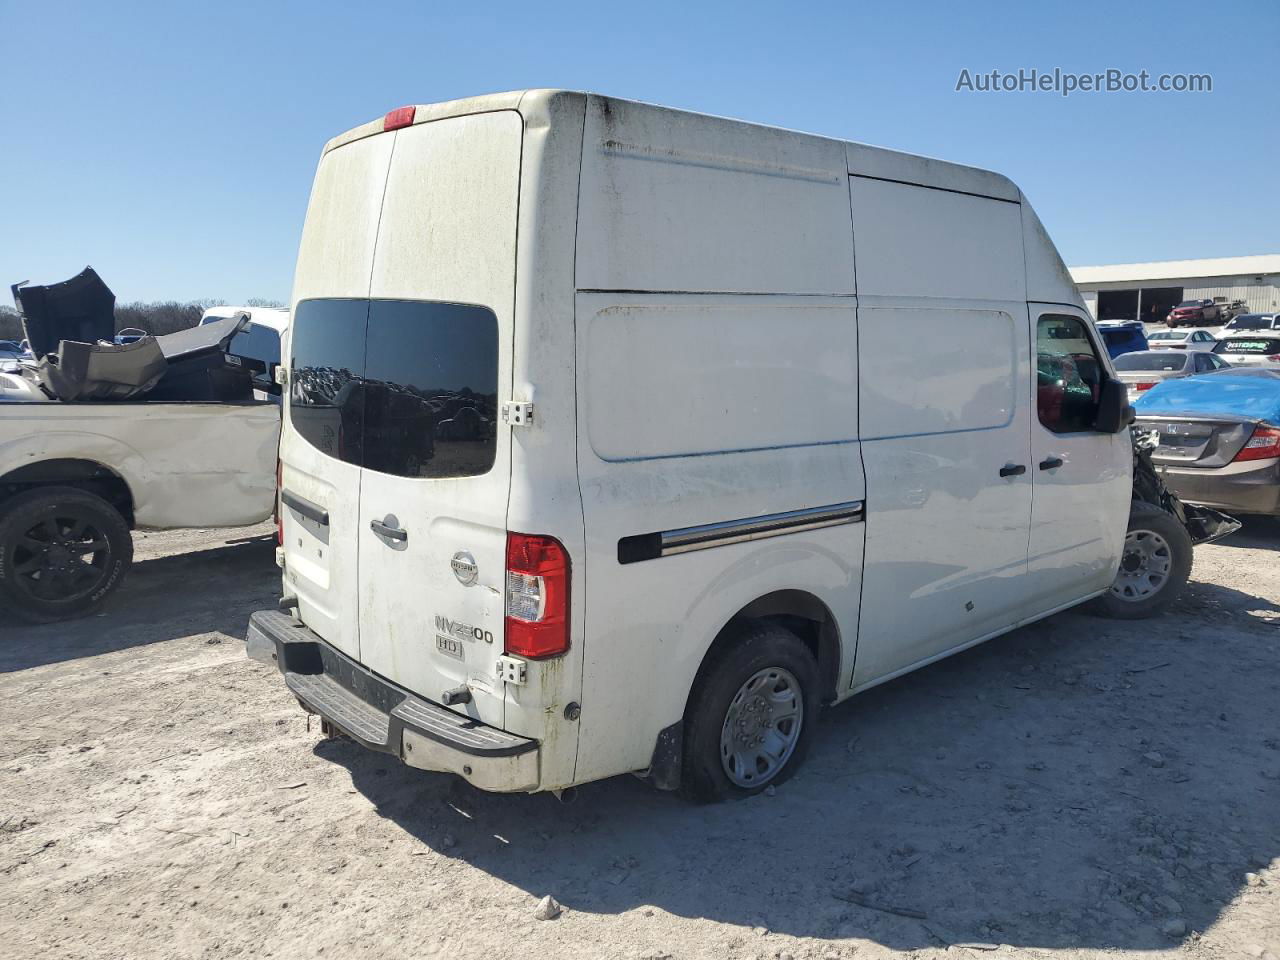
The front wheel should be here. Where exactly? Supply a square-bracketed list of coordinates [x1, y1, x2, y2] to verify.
[681, 623, 819, 802]
[1090, 501, 1192, 620]
[0, 486, 133, 623]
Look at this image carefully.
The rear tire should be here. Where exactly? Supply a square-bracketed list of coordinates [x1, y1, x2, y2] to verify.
[680, 622, 819, 802]
[1090, 501, 1192, 620]
[0, 486, 133, 623]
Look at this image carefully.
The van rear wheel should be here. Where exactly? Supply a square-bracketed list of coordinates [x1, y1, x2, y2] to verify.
[1090, 500, 1192, 620]
[681, 623, 819, 802]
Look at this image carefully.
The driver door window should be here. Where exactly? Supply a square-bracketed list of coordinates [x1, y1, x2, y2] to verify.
[1036, 314, 1105, 433]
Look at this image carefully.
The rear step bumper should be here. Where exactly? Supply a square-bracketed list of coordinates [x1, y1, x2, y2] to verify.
[247, 610, 540, 792]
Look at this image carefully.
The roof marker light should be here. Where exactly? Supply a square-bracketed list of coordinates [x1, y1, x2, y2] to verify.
[383, 106, 416, 131]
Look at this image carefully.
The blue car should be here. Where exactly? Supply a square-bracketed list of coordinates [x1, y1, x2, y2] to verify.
[1134, 368, 1280, 516]
[1095, 320, 1149, 359]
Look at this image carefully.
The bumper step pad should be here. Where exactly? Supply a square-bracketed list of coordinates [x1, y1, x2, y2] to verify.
[250, 610, 536, 762]
[285, 671, 391, 746]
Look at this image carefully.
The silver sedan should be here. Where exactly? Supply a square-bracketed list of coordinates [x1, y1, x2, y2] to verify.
[1113, 350, 1231, 404]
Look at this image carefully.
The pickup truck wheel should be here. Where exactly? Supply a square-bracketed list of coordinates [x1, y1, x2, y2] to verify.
[1091, 501, 1192, 620]
[681, 623, 819, 802]
[0, 486, 133, 623]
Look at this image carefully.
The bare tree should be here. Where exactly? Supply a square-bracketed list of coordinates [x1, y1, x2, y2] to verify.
[0, 298, 285, 343]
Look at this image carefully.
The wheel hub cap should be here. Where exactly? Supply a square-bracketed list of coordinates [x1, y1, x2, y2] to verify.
[1110, 527, 1173, 602]
[719, 666, 804, 788]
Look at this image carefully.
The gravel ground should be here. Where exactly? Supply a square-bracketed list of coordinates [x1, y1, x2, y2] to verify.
[2, 519, 1278, 960]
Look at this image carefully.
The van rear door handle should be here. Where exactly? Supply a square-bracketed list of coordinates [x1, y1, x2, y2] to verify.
[999, 463, 1027, 477]
[370, 519, 408, 542]
[1039, 457, 1064, 470]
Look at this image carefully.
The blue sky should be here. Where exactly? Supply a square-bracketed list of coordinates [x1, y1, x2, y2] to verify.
[2, 0, 1276, 303]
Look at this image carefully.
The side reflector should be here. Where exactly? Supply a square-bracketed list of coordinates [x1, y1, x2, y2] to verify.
[1233, 426, 1280, 462]
[504, 533, 570, 660]
[383, 105, 416, 131]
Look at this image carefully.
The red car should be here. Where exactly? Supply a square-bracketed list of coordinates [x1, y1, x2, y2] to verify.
[1166, 299, 1222, 328]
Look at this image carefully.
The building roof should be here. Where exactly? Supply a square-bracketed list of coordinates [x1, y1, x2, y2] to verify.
[1070, 254, 1280, 285]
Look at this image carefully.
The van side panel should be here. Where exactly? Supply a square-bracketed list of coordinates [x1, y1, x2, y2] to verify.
[573, 368, 866, 782]
[849, 176, 1035, 687]
[584, 297, 859, 461]
[575, 97, 855, 295]
[853, 302, 1034, 682]
[571, 100, 862, 782]
[849, 178, 1025, 301]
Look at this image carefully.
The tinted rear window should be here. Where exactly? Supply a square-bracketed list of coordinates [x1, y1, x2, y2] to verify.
[229, 322, 281, 371]
[289, 298, 498, 478]
[1114, 352, 1189, 372]
[1214, 338, 1280, 356]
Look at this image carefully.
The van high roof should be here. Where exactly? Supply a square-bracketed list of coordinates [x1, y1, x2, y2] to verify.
[323, 89, 1018, 202]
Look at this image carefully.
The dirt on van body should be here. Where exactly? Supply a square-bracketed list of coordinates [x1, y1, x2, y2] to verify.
[2, 520, 1278, 960]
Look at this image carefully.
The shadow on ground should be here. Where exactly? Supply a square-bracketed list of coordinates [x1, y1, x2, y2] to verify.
[1211, 514, 1280, 551]
[0, 535, 277, 672]
[322, 596, 1279, 951]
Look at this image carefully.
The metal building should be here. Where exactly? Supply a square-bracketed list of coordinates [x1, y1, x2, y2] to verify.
[1069, 254, 1280, 323]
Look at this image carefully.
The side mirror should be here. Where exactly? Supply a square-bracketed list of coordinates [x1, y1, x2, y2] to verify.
[1094, 377, 1134, 433]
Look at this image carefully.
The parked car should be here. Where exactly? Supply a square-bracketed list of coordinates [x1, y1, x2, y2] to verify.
[1145, 328, 1219, 352]
[246, 91, 1216, 802]
[1114, 349, 1232, 403]
[1219, 312, 1280, 335]
[1211, 334, 1280, 369]
[1166, 299, 1221, 327]
[1219, 299, 1249, 323]
[0, 340, 27, 375]
[1135, 368, 1280, 516]
[1095, 320, 1149, 358]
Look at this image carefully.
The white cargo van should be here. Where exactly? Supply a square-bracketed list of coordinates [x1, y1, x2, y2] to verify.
[249, 91, 1164, 800]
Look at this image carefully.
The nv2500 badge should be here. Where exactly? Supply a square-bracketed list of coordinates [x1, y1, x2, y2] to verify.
[434, 615, 495, 644]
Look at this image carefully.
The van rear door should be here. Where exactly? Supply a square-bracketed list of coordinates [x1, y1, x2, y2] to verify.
[282, 132, 396, 662]
[355, 113, 521, 728]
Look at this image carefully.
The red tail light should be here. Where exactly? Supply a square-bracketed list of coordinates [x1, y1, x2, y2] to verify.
[1135, 381, 1158, 391]
[383, 105, 416, 131]
[504, 533, 570, 659]
[1233, 426, 1280, 462]
[275, 459, 283, 546]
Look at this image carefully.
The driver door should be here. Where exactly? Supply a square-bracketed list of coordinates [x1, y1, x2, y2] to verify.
[1024, 306, 1132, 613]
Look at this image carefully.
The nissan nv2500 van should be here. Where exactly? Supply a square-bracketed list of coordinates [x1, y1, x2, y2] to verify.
[248, 90, 1150, 801]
